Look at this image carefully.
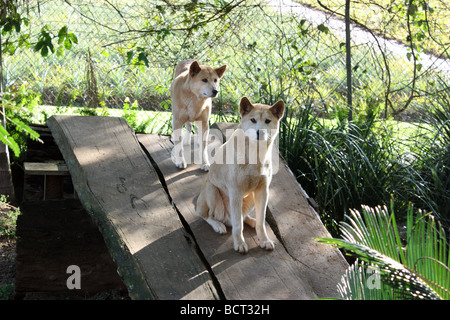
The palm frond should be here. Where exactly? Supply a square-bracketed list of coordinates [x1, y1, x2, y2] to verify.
[337, 260, 421, 300]
[340, 204, 405, 263]
[320, 237, 441, 299]
[317, 203, 450, 299]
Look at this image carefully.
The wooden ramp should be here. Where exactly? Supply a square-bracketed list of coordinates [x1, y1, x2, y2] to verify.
[47, 115, 218, 300]
[47, 115, 348, 300]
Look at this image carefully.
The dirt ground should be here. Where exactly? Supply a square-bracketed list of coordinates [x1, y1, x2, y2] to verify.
[0, 239, 16, 295]
[0, 200, 17, 300]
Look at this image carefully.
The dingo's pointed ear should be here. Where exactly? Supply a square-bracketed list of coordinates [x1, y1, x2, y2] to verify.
[189, 61, 201, 77]
[270, 100, 285, 120]
[215, 65, 227, 78]
[239, 97, 253, 116]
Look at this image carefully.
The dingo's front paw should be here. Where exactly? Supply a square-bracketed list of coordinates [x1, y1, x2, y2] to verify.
[200, 162, 210, 171]
[259, 238, 275, 251]
[172, 157, 187, 169]
[176, 159, 187, 169]
[234, 239, 249, 254]
[171, 149, 187, 169]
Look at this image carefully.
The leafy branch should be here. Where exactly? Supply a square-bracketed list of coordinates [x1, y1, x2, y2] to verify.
[63, 0, 251, 67]
[1, 1, 78, 57]
[0, 102, 42, 157]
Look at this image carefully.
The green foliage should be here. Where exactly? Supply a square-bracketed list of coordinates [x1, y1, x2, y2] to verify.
[0, 283, 14, 300]
[279, 103, 427, 235]
[57, 26, 78, 53]
[0, 195, 20, 238]
[1, 85, 42, 157]
[122, 98, 140, 129]
[0, 124, 19, 156]
[120, 98, 173, 134]
[317, 203, 450, 300]
[278, 93, 450, 237]
[411, 81, 450, 227]
[3, 0, 447, 120]
[1, 1, 77, 57]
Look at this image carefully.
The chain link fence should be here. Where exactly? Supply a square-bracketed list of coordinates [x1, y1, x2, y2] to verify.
[2, 0, 449, 121]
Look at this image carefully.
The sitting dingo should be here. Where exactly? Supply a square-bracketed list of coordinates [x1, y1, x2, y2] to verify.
[196, 97, 285, 253]
[170, 59, 227, 171]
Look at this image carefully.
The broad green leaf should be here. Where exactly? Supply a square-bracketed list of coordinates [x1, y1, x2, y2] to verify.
[0, 125, 21, 157]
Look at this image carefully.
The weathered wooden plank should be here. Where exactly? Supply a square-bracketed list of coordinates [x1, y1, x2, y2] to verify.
[138, 133, 317, 300]
[47, 115, 219, 300]
[24, 162, 69, 175]
[211, 122, 348, 298]
[268, 159, 349, 297]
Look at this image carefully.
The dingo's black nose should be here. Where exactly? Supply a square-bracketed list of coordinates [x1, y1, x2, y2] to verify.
[212, 89, 218, 97]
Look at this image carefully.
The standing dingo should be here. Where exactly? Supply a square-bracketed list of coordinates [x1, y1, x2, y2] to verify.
[170, 59, 227, 171]
[196, 97, 285, 253]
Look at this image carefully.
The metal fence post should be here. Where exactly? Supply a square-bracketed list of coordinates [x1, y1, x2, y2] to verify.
[345, 0, 352, 122]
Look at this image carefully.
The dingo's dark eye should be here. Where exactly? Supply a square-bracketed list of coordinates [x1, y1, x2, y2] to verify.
[250, 118, 257, 124]
[202, 79, 208, 83]
[265, 119, 271, 124]
[213, 79, 218, 83]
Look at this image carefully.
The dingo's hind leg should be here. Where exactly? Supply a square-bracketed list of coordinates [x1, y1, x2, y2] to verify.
[244, 215, 256, 228]
[196, 180, 228, 234]
[171, 117, 187, 169]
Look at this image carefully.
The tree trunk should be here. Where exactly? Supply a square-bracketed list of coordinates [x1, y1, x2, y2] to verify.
[0, 140, 15, 202]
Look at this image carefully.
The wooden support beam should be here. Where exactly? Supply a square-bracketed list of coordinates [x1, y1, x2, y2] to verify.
[24, 161, 70, 199]
[24, 162, 69, 176]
